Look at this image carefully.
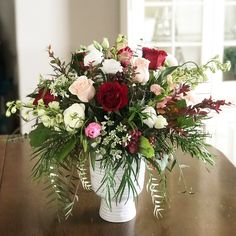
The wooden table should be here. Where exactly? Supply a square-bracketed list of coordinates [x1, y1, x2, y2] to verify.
[0, 137, 236, 236]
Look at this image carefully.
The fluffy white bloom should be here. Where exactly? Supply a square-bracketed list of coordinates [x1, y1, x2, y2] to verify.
[154, 115, 168, 129]
[100, 59, 123, 74]
[84, 48, 103, 66]
[63, 103, 85, 132]
[143, 106, 158, 128]
[166, 54, 178, 66]
[41, 115, 52, 127]
[48, 101, 60, 110]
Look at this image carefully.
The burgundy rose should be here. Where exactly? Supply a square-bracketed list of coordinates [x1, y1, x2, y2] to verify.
[96, 82, 128, 112]
[142, 47, 168, 70]
[117, 46, 133, 67]
[33, 88, 57, 106]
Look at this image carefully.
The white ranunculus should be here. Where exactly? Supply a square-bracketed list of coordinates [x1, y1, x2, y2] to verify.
[63, 103, 85, 132]
[154, 115, 168, 129]
[100, 59, 123, 74]
[143, 106, 158, 128]
[165, 54, 178, 66]
[84, 48, 103, 66]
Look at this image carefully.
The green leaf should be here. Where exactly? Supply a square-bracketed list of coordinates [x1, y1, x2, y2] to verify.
[29, 123, 52, 147]
[158, 66, 179, 81]
[139, 136, 154, 159]
[55, 137, 77, 161]
[176, 99, 187, 109]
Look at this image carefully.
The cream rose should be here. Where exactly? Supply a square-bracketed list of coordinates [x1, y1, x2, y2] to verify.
[154, 115, 168, 129]
[143, 106, 158, 128]
[69, 76, 96, 102]
[132, 58, 150, 84]
[63, 103, 85, 132]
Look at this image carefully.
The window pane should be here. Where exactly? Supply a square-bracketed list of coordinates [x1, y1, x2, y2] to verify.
[223, 47, 236, 81]
[144, 7, 172, 42]
[175, 46, 201, 64]
[175, 5, 203, 42]
[224, 6, 236, 41]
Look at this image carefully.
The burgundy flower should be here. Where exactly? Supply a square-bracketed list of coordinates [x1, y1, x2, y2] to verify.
[127, 130, 142, 154]
[117, 46, 133, 67]
[142, 47, 167, 70]
[97, 82, 128, 112]
[33, 88, 57, 106]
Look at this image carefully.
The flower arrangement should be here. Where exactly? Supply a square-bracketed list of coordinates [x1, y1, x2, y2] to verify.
[6, 35, 230, 221]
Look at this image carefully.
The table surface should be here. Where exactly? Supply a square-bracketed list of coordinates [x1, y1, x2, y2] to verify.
[0, 137, 236, 236]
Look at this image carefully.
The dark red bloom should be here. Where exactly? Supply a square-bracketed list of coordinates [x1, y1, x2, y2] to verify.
[33, 88, 57, 106]
[142, 47, 167, 70]
[127, 130, 142, 154]
[96, 82, 128, 112]
[117, 46, 133, 67]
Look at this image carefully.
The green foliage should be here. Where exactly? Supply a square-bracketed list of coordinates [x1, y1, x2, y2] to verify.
[29, 123, 51, 147]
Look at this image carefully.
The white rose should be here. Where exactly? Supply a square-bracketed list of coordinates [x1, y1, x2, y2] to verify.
[143, 106, 158, 128]
[69, 76, 96, 102]
[100, 59, 123, 74]
[84, 48, 103, 66]
[165, 54, 178, 66]
[154, 115, 168, 129]
[63, 103, 85, 132]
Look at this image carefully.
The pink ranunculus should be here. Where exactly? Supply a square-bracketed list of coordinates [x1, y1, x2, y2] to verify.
[117, 46, 133, 67]
[156, 96, 172, 109]
[69, 76, 96, 102]
[131, 58, 150, 84]
[150, 84, 163, 96]
[85, 122, 102, 139]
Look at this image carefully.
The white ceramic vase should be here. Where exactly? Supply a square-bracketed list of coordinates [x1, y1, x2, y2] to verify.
[90, 159, 145, 223]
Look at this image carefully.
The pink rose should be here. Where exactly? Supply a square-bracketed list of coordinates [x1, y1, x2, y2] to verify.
[69, 76, 96, 102]
[132, 58, 150, 84]
[150, 84, 163, 96]
[117, 46, 133, 67]
[85, 122, 102, 139]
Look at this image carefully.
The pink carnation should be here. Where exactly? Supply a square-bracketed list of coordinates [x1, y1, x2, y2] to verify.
[85, 122, 102, 139]
[150, 84, 163, 96]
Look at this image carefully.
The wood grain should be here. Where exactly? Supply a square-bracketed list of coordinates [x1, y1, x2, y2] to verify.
[0, 139, 235, 236]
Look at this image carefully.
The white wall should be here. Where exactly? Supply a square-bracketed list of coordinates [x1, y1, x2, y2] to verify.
[14, 0, 119, 133]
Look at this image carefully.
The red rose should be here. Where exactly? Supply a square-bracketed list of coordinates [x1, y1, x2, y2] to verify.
[117, 46, 133, 67]
[97, 82, 128, 112]
[142, 47, 168, 70]
[33, 88, 57, 106]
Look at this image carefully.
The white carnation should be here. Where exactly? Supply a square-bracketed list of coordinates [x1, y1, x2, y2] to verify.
[84, 48, 103, 66]
[143, 106, 158, 128]
[154, 115, 168, 129]
[100, 59, 123, 74]
[63, 103, 85, 132]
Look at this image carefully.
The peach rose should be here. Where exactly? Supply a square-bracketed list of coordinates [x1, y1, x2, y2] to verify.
[150, 84, 163, 96]
[132, 58, 150, 84]
[69, 76, 96, 102]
